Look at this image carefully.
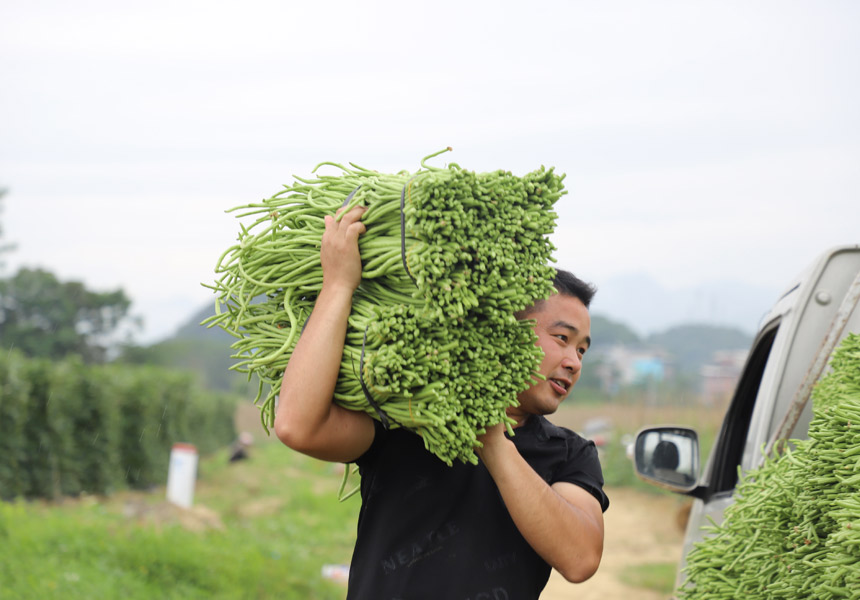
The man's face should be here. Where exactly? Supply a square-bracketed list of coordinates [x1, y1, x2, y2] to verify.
[511, 293, 591, 425]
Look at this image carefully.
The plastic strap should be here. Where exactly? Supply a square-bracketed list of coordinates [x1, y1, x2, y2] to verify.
[341, 184, 362, 208]
[400, 176, 419, 286]
[359, 326, 390, 429]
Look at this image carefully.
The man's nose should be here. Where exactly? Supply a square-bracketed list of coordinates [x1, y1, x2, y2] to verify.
[562, 352, 582, 373]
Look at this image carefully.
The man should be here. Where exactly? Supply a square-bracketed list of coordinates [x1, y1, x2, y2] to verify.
[275, 205, 608, 599]
[228, 432, 254, 463]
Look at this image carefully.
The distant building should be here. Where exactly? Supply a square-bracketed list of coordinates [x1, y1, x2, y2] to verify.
[594, 345, 672, 396]
[700, 350, 748, 406]
[632, 356, 665, 382]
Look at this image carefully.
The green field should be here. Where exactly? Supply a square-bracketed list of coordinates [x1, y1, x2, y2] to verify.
[0, 441, 359, 600]
[0, 398, 726, 599]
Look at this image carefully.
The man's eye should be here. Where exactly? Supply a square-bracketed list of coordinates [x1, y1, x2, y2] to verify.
[554, 334, 567, 342]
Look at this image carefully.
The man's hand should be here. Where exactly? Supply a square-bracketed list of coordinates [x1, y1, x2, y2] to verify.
[322, 205, 366, 293]
[475, 422, 512, 463]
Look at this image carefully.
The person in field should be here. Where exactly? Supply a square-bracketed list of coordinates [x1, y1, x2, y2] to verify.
[275, 205, 608, 599]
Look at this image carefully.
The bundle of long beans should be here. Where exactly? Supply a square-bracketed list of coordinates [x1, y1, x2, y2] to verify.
[205, 149, 565, 465]
[677, 333, 860, 599]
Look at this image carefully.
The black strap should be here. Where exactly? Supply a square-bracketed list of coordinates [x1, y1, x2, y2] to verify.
[341, 184, 362, 208]
[359, 326, 390, 429]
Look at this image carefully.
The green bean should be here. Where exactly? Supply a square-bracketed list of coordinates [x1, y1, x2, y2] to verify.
[205, 149, 563, 465]
[678, 334, 860, 599]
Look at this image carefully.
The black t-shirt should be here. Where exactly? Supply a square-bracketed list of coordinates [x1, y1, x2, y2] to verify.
[346, 415, 609, 600]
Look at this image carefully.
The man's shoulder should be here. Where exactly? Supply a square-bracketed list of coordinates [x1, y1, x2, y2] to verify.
[530, 415, 584, 442]
[513, 416, 597, 464]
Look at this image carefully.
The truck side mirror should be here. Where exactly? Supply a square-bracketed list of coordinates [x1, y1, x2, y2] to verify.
[634, 426, 701, 493]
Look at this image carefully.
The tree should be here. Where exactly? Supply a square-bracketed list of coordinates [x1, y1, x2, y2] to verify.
[0, 268, 135, 363]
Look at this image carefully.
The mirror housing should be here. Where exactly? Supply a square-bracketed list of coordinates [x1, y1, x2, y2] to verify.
[634, 426, 701, 494]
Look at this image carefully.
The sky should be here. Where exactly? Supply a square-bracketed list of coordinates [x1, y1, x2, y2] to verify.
[1, 1, 858, 343]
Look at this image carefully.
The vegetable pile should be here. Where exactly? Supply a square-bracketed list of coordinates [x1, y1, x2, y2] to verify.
[205, 149, 565, 465]
[678, 333, 860, 599]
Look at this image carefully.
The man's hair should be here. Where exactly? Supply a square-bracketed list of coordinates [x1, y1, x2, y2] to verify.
[552, 268, 597, 308]
[517, 268, 597, 318]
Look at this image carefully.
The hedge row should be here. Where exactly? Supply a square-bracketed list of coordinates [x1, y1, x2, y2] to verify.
[0, 351, 238, 500]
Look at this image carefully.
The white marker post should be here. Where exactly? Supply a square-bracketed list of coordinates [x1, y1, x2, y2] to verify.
[166, 443, 198, 508]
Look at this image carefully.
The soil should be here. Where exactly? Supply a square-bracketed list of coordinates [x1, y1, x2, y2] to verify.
[540, 486, 689, 600]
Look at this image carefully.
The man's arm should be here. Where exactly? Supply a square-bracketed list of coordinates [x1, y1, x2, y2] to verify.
[477, 424, 604, 583]
[274, 205, 375, 463]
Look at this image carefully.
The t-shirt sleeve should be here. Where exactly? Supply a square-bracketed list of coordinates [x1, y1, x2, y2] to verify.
[354, 417, 388, 469]
[553, 437, 610, 512]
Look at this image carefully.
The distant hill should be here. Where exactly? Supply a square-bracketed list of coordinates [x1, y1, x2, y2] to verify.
[175, 304, 234, 341]
[589, 314, 641, 349]
[120, 304, 255, 394]
[645, 323, 752, 374]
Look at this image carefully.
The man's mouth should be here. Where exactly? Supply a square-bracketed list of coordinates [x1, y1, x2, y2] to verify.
[548, 378, 571, 395]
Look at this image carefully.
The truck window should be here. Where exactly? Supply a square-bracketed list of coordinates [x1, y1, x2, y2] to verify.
[706, 322, 780, 495]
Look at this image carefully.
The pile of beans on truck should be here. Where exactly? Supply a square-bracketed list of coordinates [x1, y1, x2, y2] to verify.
[633, 244, 860, 599]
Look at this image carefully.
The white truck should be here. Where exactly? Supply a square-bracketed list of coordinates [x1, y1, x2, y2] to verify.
[633, 244, 860, 591]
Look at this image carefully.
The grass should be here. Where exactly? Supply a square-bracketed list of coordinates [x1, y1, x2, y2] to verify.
[0, 441, 359, 600]
[618, 562, 679, 594]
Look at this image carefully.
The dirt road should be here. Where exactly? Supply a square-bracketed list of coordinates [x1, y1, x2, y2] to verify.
[541, 486, 688, 600]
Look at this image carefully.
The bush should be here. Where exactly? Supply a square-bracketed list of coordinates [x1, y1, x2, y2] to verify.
[51, 357, 124, 496]
[19, 358, 57, 499]
[116, 366, 173, 490]
[0, 355, 239, 500]
[0, 351, 29, 500]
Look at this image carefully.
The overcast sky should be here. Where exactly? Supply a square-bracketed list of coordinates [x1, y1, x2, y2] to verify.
[1, 1, 858, 343]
